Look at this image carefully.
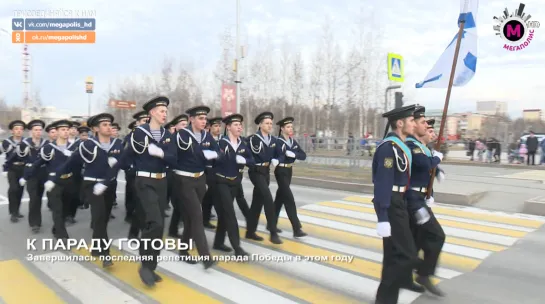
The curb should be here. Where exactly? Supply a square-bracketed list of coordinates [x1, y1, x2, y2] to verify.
[306, 155, 544, 171]
[523, 196, 545, 216]
[287, 175, 486, 207]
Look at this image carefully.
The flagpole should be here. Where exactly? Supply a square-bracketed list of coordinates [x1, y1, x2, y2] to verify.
[426, 18, 466, 198]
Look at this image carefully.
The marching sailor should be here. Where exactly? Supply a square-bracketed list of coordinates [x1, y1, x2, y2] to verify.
[213, 113, 254, 257]
[236, 135, 251, 220]
[272, 117, 307, 237]
[124, 121, 140, 239]
[110, 122, 121, 210]
[55, 113, 123, 267]
[372, 104, 419, 304]
[45, 123, 57, 211]
[45, 124, 58, 143]
[68, 121, 80, 144]
[170, 106, 217, 267]
[21, 120, 79, 243]
[77, 125, 91, 210]
[123, 111, 150, 227]
[65, 124, 83, 225]
[164, 121, 174, 217]
[404, 107, 446, 296]
[246, 112, 282, 244]
[19, 120, 47, 232]
[202, 116, 223, 229]
[2, 120, 27, 222]
[77, 125, 91, 141]
[104, 96, 176, 287]
[167, 114, 189, 237]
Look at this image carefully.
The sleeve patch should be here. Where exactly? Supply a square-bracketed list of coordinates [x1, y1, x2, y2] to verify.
[384, 157, 393, 168]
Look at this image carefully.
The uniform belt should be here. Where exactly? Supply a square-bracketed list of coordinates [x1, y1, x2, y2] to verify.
[13, 162, 24, 165]
[216, 173, 237, 180]
[173, 170, 204, 178]
[206, 165, 213, 168]
[411, 187, 427, 193]
[255, 162, 269, 167]
[392, 186, 406, 193]
[49, 172, 73, 179]
[136, 171, 167, 179]
[84, 177, 105, 182]
[277, 163, 293, 168]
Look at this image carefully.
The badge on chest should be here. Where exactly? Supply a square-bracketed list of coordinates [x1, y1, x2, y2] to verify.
[202, 141, 211, 147]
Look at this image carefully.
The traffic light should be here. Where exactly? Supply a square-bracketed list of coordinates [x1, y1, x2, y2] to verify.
[395, 92, 403, 108]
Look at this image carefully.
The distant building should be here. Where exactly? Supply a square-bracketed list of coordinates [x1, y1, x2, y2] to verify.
[476, 101, 508, 115]
[522, 109, 542, 121]
[425, 109, 457, 138]
[40, 106, 72, 125]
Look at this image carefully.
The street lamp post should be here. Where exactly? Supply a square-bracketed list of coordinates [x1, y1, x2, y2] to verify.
[235, 0, 241, 115]
[382, 85, 402, 136]
[85, 77, 94, 117]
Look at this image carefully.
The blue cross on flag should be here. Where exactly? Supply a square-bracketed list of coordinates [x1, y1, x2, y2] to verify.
[415, 0, 479, 88]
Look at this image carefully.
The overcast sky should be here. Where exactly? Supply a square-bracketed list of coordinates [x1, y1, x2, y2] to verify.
[0, 0, 544, 118]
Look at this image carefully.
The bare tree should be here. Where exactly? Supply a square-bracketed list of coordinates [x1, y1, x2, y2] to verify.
[161, 57, 174, 95]
[279, 39, 292, 117]
[289, 50, 304, 133]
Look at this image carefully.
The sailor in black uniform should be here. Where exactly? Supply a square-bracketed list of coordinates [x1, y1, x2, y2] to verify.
[44, 123, 56, 210]
[110, 122, 121, 210]
[202, 116, 223, 229]
[22, 120, 79, 243]
[77, 125, 91, 210]
[272, 117, 307, 237]
[123, 121, 140, 238]
[213, 113, 254, 257]
[235, 135, 251, 219]
[2, 120, 27, 222]
[77, 126, 90, 141]
[372, 105, 419, 304]
[68, 121, 80, 145]
[167, 114, 190, 237]
[403, 110, 446, 296]
[169, 106, 217, 267]
[57, 113, 123, 267]
[17, 119, 47, 232]
[104, 96, 176, 287]
[246, 112, 282, 244]
[45, 124, 57, 143]
[64, 123, 83, 225]
[124, 111, 150, 227]
[164, 121, 174, 216]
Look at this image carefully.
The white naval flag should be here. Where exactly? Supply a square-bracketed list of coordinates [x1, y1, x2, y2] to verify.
[415, 0, 479, 88]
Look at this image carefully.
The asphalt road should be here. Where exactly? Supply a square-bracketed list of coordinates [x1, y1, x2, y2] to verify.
[1, 171, 545, 304]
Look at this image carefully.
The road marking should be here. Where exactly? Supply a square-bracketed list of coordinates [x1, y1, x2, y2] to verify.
[303, 203, 534, 232]
[33, 252, 141, 303]
[342, 195, 545, 228]
[203, 230, 420, 304]
[0, 259, 64, 303]
[264, 215, 490, 268]
[319, 201, 524, 241]
[72, 247, 221, 303]
[240, 220, 463, 280]
[114, 240, 302, 304]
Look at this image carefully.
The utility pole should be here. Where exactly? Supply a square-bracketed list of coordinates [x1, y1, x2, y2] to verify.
[235, 0, 241, 114]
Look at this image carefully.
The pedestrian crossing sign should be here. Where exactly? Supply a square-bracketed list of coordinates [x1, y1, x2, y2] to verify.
[387, 53, 404, 82]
